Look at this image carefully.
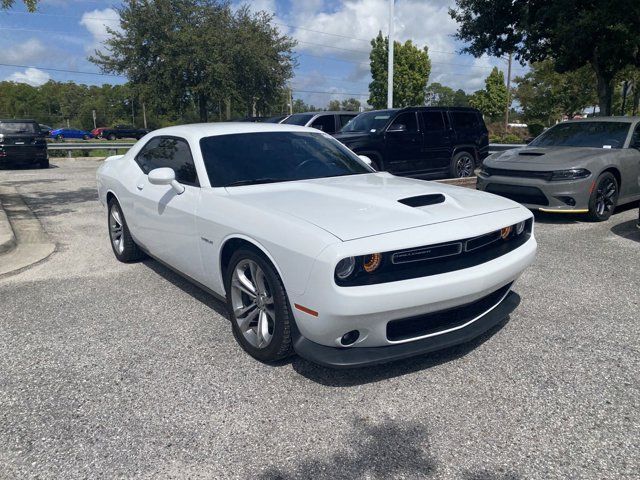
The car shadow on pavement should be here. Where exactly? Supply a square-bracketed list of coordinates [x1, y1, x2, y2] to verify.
[258, 416, 520, 480]
[610, 219, 640, 243]
[142, 258, 229, 318]
[291, 302, 517, 387]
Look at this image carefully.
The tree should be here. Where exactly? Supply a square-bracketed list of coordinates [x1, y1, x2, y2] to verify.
[90, 0, 295, 122]
[341, 98, 361, 111]
[514, 60, 597, 125]
[450, 0, 640, 116]
[368, 32, 431, 109]
[1, 0, 38, 10]
[327, 99, 341, 111]
[469, 67, 508, 120]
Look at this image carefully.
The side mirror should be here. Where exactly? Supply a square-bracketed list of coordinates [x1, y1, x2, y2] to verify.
[358, 155, 374, 168]
[148, 167, 185, 194]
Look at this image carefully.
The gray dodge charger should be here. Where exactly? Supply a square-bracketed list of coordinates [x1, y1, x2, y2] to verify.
[478, 117, 640, 221]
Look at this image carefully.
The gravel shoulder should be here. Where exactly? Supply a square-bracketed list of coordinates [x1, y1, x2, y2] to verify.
[0, 158, 638, 479]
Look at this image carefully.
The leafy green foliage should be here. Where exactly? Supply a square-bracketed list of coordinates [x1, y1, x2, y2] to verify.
[469, 67, 507, 120]
[327, 100, 341, 111]
[1, 0, 38, 11]
[340, 98, 361, 111]
[90, 0, 296, 122]
[514, 60, 597, 125]
[425, 83, 470, 107]
[450, 0, 640, 115]
[368, 32, 431, 109]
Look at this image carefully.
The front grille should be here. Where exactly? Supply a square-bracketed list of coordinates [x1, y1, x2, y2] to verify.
[485, 184, 549, 206]
[386, 283, 512, 341]
[485, 167, 553, 181]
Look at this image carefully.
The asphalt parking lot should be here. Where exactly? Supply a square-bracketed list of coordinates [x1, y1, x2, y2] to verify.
[0, 158, 638, 479]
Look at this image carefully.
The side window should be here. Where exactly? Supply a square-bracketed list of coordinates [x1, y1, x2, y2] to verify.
[310, 114, 337, 133]
[421, 111, 445, 132]
[389, 112, 419, 133]
[451, 112, 479, 129]
[631, 123, 640, 147]
[135, 136, 199, 186]
[339, 114, 356, 129]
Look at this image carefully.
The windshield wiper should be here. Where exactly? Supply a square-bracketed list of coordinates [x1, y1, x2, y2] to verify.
[225, 177, 286, 187]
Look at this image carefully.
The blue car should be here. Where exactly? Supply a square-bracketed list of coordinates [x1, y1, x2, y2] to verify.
[50, 128, 94, 140]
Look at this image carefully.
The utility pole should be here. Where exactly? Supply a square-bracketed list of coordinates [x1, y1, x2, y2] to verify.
[387, 0, 394, 109]
[289, 88, 293, 115]
[504, 52, 513, 131]
[131, 99, 135, 127]
[142, 102, 147, 129]
[620, 81, 629, 116]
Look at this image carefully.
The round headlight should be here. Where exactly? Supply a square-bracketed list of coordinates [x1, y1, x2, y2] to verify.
[500, 226, 512, 239]
[335, 257, 356, 279]
[363, 253, 382, 273]
[515, 221, 526, 236]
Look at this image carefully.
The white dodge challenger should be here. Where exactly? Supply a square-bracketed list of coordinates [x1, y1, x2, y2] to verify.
[97, 123, 537, 368]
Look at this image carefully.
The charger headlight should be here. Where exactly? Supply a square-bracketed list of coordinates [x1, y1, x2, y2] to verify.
[550, 169, 591, 181]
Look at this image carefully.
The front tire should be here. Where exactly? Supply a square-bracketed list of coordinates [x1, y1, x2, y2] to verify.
[107, 199, 144, 262]
[587, 172, 619, 222]
[225, 249, 293, 363]
[450, 151, 475, 178]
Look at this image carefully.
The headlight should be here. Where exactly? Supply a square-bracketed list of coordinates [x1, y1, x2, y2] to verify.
[550, 168, 591, 181]
[515, 221, 526, 236]
[335, 257, 356, 279]
[363, 253, 382, 273]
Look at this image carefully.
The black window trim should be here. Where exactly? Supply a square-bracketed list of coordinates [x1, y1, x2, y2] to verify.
[386, 111, 421, 133]
[134, 135, 200, 187]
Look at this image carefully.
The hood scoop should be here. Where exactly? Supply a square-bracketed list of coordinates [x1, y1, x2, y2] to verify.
[518, 151, 545, 156]
[398, 194, 445, 207]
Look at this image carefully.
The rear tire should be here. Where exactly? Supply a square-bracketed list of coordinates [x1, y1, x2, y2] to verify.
[587, 172, 618, 222]
[107, 199, 145, 262]
[82, 134, 90, 140]
[225, 248, 293, 363]
[107, 134, 117, 141]
[450, 151, 475, 178]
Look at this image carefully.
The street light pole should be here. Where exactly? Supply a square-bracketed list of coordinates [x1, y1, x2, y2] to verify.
[504, 52, 512, 131]
[387, 0, 394, 109]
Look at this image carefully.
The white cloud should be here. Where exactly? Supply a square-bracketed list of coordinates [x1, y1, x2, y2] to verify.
[286, 0, 513, 96]
[79, 8, 121, 54]
[0, 38, 48, 64]
[7, 68, 51, 86]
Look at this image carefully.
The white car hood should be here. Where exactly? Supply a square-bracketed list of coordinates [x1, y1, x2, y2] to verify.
[226, 173, 520, 241]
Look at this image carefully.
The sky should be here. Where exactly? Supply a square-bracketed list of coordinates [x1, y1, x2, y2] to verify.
[0, 0, 529, 108]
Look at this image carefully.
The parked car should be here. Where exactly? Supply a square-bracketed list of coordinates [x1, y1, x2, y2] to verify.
[96, 123, 536, 368]
[334, 107, 489, 179]
[281, 111, 358, 135]
[50, 128, 94, 140]
[0, 119, 48, 169]
[478, 117, 640, 221]
[95, 125, 150, 140]
[39, 124, 53, 136]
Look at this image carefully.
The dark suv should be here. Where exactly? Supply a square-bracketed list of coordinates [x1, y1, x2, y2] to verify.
[281, 111, 359, 135]
[334, 107, 489, 178]
[0, 119, 48, 169]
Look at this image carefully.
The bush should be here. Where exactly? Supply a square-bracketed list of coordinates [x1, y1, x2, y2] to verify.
[490, 133, 525, 144]
[528, 123, 544, 137]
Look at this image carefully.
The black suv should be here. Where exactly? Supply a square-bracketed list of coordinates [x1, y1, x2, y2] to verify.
[0, 119, 48, 169]
[334, 107, 489, 178]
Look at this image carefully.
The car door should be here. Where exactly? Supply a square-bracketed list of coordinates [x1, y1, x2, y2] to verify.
[383, 112, 423, 174]
[132, 136, 204, 281]
[621, 122, 640, 199]
[420, 110, 452, 172]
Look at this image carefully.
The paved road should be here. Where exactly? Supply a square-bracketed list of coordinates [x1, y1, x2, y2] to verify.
[1, 159, 638, 479]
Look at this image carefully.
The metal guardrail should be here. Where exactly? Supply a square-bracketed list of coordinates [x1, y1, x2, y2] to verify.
[47, 142, 136, 158]
[47, 142, 526, 158]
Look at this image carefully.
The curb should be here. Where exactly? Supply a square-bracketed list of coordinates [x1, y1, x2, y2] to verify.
[0, 197, 17, 254]
[0, 186, 56, 278]
[436, 176, 478, 189]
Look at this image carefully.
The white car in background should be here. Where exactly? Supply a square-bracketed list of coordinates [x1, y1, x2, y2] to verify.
[96, 123, 537, 368]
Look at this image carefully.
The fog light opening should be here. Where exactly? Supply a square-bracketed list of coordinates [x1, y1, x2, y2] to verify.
[340, 330, 360, 346]
[556, 196, 576, 206]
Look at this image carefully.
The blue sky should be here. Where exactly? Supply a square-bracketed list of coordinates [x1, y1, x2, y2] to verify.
[0, 0, 528, 107]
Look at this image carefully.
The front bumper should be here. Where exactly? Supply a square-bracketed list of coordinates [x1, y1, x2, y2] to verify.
[294, 290, 520, 368]
[476, 173, 593, 212]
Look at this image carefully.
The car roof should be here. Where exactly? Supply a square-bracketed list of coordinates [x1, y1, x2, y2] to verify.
[149, 122, 325, 138]
[289, 111, 359, 115]
[566, 116, 640, 123]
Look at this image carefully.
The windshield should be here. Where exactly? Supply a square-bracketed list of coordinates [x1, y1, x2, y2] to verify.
[0, 122, 38, 135]
[339, 110, 396, 133]
[200, 132, 371, 187]
[281, 113, 314, 126]
[529, 121, 631, 149]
